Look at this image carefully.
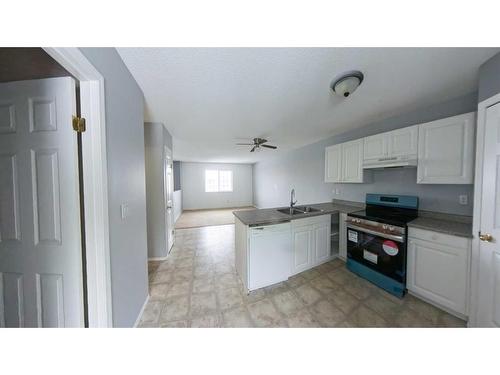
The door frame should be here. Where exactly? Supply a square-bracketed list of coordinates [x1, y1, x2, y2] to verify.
[43, 48, 112, 327]
[164, 145, 174, 253]
[470, 91, 500, 327]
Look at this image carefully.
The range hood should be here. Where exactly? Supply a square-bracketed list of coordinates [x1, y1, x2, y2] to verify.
[363, 155, 418, 169]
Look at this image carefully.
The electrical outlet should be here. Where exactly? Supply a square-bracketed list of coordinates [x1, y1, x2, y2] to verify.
[459, 195, 468, 205]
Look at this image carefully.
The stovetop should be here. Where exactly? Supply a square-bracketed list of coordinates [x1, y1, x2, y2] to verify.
[348, 206, 418, 227]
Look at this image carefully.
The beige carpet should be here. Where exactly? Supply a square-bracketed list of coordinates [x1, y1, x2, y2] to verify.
[175, 207, 255, 229]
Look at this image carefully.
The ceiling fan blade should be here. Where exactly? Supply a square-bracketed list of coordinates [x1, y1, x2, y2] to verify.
[236, 143, 255, 145]
[261, 144, 277, 149]
[250, 146, 256, 152]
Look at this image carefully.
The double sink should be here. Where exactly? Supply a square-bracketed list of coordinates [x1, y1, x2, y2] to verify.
[276, 205, 323, 216]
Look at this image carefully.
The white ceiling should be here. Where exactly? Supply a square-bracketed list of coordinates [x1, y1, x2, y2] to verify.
[117, 48, 498, 163]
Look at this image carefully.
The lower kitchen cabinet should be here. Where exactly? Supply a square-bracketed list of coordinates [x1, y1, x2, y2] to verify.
[291, 215, 331, 275]
[407, 227, 471, 318]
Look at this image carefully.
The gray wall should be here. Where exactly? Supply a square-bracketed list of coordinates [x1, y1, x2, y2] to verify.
[80, 48, 148, 327]
[144, 122, 173, 260]
[253, 92, 478, 216]
[181, 162, 254, 210]
[478, 52, 500, 102]
[173, 161, 181, 191]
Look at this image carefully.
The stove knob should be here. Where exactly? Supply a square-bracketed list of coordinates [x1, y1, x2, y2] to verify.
[389, 226, 395, 232]
[382, 225, 388, 230]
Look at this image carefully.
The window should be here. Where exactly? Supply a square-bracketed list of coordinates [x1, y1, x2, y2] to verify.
[218, 170, 233, 192]
[205, 169, 233, 192]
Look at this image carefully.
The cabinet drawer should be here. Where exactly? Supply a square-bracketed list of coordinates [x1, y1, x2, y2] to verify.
[408, 227, 469, 249]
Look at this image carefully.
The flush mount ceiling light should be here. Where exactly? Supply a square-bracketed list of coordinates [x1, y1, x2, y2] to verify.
[330, 70, 364, 98]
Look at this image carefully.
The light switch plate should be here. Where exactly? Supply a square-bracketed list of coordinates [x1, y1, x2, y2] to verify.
[121, 203, 130, 219]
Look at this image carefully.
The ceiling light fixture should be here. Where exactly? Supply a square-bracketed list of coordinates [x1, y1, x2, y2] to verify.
[330, 70, 364, 98]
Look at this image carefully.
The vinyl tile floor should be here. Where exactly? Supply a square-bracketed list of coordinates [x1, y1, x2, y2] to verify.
[138, 224, 466, 328]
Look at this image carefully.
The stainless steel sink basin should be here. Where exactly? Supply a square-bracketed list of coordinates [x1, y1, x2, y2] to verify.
[294, 206, 322, 213]
[277, 206, 322, 215]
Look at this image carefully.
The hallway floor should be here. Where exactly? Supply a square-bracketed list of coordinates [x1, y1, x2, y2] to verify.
[174, 207, 255, 229]
[139, 225, 466, 328]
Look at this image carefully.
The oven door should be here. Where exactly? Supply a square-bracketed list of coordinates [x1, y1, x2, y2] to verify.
[346, 224, 406, 283]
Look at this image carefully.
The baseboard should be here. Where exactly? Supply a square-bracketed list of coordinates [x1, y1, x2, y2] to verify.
[133, 294, 150, 328]
[148, 255, 168, 261]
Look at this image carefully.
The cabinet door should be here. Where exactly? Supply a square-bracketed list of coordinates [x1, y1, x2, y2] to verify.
[325, 144, 342, 183]
[417, 112, 475, 184]
[342, 139, 364, 183]
[388, 125, 418, 157]
[407, 237, 469, 316]
[313, 222, 331, 265]
[338, 213, 348, 260]
[292, 225, 313, 275]
[363, 133, 388, 160]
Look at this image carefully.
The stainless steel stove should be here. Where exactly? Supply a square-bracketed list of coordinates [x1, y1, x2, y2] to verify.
[346, 194, 418, 298]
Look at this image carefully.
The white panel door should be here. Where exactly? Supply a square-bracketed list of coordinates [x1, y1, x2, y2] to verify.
[388, 125, 418, 157]
[363, 133, 387, 160]
[292, 225, 313, 275]
[342, 139, 363, 183]
[475, 102, 500, 327]
[164, 146, 174, 253]
[324, 144, 341, 183]
[0, 77, 83, 327]
[313, 222, 330, 265]
[407, 238, 469, 316]
[417, 112, 475, 184]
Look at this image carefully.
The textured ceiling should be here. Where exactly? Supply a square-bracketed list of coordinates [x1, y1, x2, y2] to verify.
[117, 48, 498, 163]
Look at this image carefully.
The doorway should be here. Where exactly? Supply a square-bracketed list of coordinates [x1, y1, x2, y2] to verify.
[0, 49, 85, 327]
[0, 48, 112, 327]
[165, 146, 174, 252]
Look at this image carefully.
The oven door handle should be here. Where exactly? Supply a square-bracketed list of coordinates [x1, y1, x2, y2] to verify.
[346, 224, 405, 243]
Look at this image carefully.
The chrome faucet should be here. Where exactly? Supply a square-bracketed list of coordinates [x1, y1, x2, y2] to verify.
[290, 188, 297, 209]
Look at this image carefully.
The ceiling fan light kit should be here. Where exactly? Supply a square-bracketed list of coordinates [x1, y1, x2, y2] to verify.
[236, 137, 278, 152]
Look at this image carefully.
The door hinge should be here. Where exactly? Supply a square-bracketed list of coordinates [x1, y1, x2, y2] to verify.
[72, 116, 86, 133]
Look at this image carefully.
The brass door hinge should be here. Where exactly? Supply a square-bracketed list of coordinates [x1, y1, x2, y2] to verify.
[72, 116, 86, 133]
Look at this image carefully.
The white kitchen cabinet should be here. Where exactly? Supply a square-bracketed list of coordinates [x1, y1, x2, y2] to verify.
[291, 215, 331, 275]
[342, 139, 364, 182]
[325, 144, 342, 183]
[292, 224, 314, 274]
[313, 220, 331, 265]
[363, 133, 388, 160]
[325, 139, 364, 183]
[338, 212, 348, 260]
[363, 125, 418, 163]
[417, 112, 476, 184]
[407, 227, 471, 318]
[388, 125, 419, 157]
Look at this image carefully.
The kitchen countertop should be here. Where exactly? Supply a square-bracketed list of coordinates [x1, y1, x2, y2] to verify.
[234, 200, 474, 238]
[407, 215, 473, 238]
[233, 201, 363, 227]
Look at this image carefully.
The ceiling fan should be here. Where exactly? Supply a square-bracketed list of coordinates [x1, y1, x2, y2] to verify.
[236, 138, 278, 152]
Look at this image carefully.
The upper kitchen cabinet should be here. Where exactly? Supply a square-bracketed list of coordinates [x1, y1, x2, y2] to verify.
[417, 112, 476, 184]
[363, 125, 418, 168]
[325, 139, 364, 183]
